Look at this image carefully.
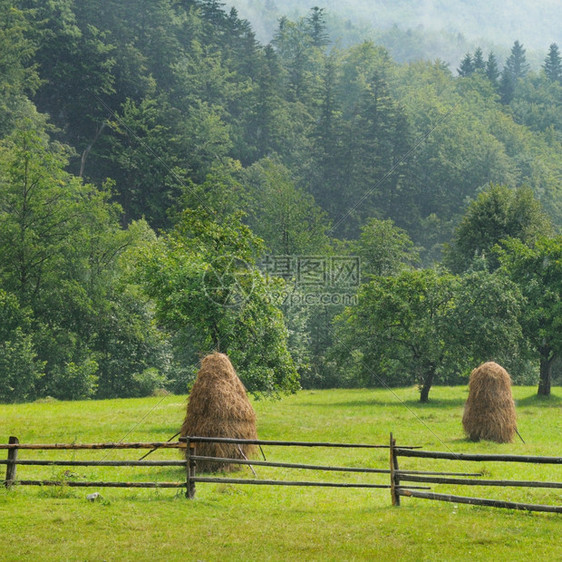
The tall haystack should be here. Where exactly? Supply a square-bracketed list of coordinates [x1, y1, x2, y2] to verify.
[180, 352, 257, 472]
[462, 361, 517, 443]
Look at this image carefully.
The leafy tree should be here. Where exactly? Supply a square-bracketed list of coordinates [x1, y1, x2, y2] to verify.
[0, 126, 98, 303]
[498, 236, 562, 396]
[0, 0, 39, 136]
[0, 124, 168, 400]
[394, 59, 517, 255]
[353, 218, 419, 277]
[444, 184, 552, 273]
[243, 158, 331, 255]
[508, 72, 562, 135]
[448, 267, 524, 374]
[94, 282, 172, 399]
[0, 289, 44, 402]
[543, 43, 562, 82]
[333, 266, 524, 401]
[137, 206, 299, 396]
[332, 269, 460, 402]
[99, 96, 184, 228]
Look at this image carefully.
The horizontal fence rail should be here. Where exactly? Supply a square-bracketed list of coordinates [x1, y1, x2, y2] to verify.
[182, 434, 421, 498]
[397, 474, 562, 489]
[0, 442, 186, 450]
[181, 436, 421, 449]
[15, 480, 186, 489]
[395, 449, 562, 464]
[392, 440, 562, 514]
[0, 460, 187, 467]
[399, 490, 562, 514]
[192, 477, 412, 489]
[191, 455, 393, 474]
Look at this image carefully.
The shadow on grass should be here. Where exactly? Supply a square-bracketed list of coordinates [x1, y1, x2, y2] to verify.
[298, 397, 467, 409]
[515, 393, 562, 407]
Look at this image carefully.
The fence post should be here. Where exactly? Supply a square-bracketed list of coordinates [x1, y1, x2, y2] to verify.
[389, 433, 400, 506]
[186, 438, 196, 499]
[5, 436, 19, 489]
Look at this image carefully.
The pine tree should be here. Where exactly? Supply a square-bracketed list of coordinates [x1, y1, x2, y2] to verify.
[457, 53, 474, 77]
[310, 53, 346, 218]
[473, 47, 485, 73]
[485, 52, 500, 86]
[499, 69, 515, 104]
[543, 43, 562, 82]
[500, 41, 529, 104]
[505, 40, 529, 80]
[306, 6, 329, 49]
[251, 45, 284, 159]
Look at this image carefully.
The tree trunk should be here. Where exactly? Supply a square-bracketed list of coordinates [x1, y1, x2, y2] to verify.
[538, 350, 554, 396]
[419, 369, 435, 403]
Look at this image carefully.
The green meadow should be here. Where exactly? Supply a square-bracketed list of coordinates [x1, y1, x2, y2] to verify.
[1, 386, 561, 561]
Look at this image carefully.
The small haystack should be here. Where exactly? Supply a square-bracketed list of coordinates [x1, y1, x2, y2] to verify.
[462, 361, 517, 443]
[180, 352, 257, 472]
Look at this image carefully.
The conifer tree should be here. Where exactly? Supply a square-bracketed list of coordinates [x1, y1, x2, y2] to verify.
[306, 6, 329, 49]
[505, 40, 530, 80]
[473, 47, 485, 73]
[457, 53, 474, 76]
[500, 41, 529, 103]
[543, 43, 562, 82]
[485, 52, 500, 86]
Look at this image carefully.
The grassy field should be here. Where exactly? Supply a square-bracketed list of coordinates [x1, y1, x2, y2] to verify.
[0, 386, 561, 561]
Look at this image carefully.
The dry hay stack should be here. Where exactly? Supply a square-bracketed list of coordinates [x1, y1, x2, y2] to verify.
[462, 361, 517, 443]
[180, 352, 257, 472]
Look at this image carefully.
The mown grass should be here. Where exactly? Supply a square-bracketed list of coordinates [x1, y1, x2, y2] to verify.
[0, 386, 561, 561]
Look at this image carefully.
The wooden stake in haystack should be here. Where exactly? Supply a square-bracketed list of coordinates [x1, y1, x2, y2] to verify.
[180, 352, 257, 472]
[462, 362, 517, 443]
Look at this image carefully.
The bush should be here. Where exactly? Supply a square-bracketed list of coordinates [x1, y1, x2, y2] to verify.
[47, 359, 99, 400]
[131, 368, 168, 397]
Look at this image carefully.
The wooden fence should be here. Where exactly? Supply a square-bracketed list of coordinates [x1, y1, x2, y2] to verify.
[2, 434, 561, 514]
[390, 436, 562, 514]
[1, 437, 188, 490]
[1, 435, 428, 496]
[181, 434, 429, 499]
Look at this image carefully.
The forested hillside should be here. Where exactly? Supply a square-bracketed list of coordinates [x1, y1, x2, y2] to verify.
[228, 0, 562, 65]
[1, 0, 562, 403]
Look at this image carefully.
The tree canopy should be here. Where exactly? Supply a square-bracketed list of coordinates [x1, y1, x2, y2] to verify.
[2, 0, 562, 401]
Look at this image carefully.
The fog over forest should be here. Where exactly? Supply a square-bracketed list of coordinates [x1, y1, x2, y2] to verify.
[227, 0, 562, 66]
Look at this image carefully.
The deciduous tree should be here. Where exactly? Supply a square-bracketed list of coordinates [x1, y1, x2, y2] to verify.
[498, 236, 562, 396]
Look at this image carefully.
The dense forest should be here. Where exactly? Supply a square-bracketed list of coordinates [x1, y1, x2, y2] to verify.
[1, 0, 562, 403]
[228, 0, 562, 65]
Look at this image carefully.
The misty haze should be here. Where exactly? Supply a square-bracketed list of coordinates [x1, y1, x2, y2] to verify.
[227, 0, 562, 66]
